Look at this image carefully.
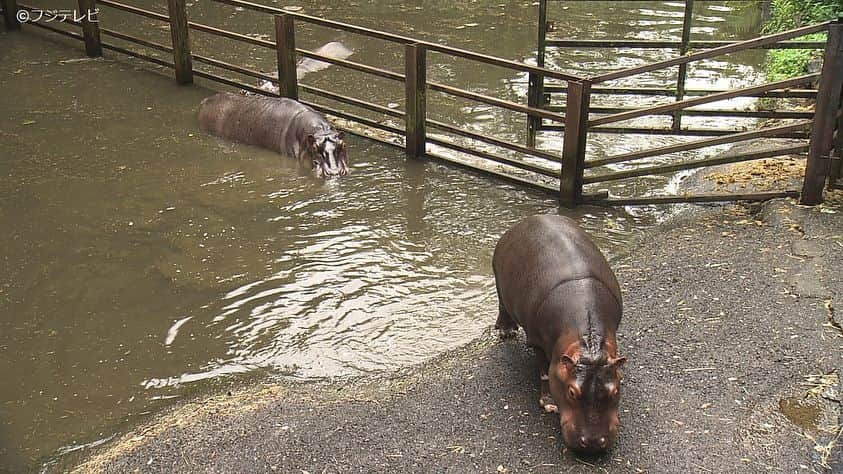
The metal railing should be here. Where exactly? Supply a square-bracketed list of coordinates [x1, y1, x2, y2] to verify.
[3, 0, 842, 206]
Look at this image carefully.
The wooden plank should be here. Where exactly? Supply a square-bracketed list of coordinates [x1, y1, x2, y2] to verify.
[560, 80, 591, 206]
[2, 0, 20, 30]
[274, 14, 297, 99]
[166, 0, 192, 84]
[802, 21, 843, 204]
[673, 0, 694, 130]
[526, 0, 548, 148]
[405, 43, 426, 158]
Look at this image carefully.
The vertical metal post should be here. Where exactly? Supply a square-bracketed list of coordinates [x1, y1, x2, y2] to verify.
[560, 80, 591, 207]
[801, 19, 843, 205]
[527, 0, 548, 148]
[2, 0, 20, 30]
[166, 0, 192, 85]
[405, 43, 426, 158]
[673, 0, 694, 131]
[274, 14, 297, 100]
[77, 0, 101, 57]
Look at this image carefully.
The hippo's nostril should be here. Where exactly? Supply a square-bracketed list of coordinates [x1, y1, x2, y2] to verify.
[579, 436, 588, 448]
[598, 437, 607, 448]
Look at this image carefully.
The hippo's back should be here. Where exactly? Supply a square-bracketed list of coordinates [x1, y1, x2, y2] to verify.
[493, 215, 620, 324]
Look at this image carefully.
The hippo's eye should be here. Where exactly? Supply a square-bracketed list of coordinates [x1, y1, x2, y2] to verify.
[568, 386, 579, 401]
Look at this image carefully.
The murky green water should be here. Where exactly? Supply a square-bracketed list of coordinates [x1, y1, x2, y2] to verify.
[1, 1, 765, 471]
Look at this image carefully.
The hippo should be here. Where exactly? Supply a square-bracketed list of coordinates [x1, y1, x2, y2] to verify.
[198, 92, 349, 178]
[492, 215, 626, 454]
[258, 41, 354, 94]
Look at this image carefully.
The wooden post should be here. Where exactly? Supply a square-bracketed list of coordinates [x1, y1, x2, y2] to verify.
[527, 0, 548, 148]
[77, 0, 101, 57]
[166, 0, 192, 84]
[2, 0, 20, 30]
[274, 14, 297, 99]
[405, 43, 426, 158]
[673, 0, 694, 131]
[560, 80, 591, 206]
[829, 95, 843, 186]
[801, 19, 843, 205]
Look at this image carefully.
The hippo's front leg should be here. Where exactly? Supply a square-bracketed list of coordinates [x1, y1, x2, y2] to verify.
[534, 347, 558, 413]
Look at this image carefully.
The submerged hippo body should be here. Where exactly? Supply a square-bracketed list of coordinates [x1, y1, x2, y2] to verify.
[493, 215, 626, 454]
[197, 92, 348, 177]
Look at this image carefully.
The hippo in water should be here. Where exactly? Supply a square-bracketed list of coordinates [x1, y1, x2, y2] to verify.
[198, 92, 349, 178]
[493, 215, 626, 454]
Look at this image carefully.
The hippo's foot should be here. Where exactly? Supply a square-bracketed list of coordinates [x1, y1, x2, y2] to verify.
[539, 394, 558, 413]
[497, 327, 519, 339]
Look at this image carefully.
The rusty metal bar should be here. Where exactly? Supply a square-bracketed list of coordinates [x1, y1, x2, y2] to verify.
[591, 21, 830, 83]
[550, 105, 813, 120]
[300, 99, 405, 135]
[103, 41, 176, 69]
[589, 73, 818, 127]
[300, 84, 404, 119]
[193, 68, 265, 94]
[296, 48, 404, 81]
[2, 0, 20, 30]
[405, 43, 426, 158]
[427, 136, 558, 178]
[527, 0, 548, 147]
[673, 0, 693, 130]
[541, 124, 809, 138]
[193, 54, 276, 82]
[425, 149, 558, 197]
[543, 85, 818, 99]
[428, 82, 565, 122]
[274, 14, 297, 99]
[545, 39, 826, 49]
[584, 144, 809, 184]
[560, 81, 591, 206]
[100, 27, 170, 52]
[596, 191, 800, 206]
[76, 0, 101, 56]
[98, 0, 168, 21]
[188, 21, 274, 49]
[802, 19, 843, 205]
[585, 122, 810, 169]
[427, 119, 562, 163]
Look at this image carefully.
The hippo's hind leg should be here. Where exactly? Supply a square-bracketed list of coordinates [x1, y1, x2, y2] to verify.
[494, 284, 519, 339]
[534, 348, 558, 413]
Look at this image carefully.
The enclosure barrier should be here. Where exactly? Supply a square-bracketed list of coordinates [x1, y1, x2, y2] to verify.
[529, 0, 843, 206]
[3, 0, 841, 206]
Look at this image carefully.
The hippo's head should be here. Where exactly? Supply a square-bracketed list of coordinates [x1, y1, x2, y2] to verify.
[549, 350, 625, 454]
[306, 131, 349, 178]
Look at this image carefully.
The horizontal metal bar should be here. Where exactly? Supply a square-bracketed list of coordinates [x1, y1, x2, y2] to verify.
[208, 0, 581, 83]
[427, 136, 559, 178]
[98, 0, 169, 21]
[193, 68, 265, 94]
[548, 105, 813, 120]
[589, 74, 818, 126]
[584, 144, 809, 184]
[193, 54, 276, 82]
[586, 122, 811, 168]
[546, 39, 826, 49]
[188, 21, 275, 49]
[595, 190, 799, 206]
[296, 48, 404, 81]
[19, 12, 83, 38]
[425, 150, 558, 197]
[99, 27, 170, 53]
[428, 82, 565, 122]
[300, 99, 406, 136]
[539, 124, 810, 139]
[543, 85, 819, 99]
[299, 84, 405, 118]
[590, 21, 830, 83]
[427, 119, 562, 164]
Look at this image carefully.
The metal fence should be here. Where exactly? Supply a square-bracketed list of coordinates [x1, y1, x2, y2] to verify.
[2, 0, 841, 206]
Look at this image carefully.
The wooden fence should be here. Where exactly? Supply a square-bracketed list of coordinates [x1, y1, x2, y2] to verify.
[2, 0, 841, 206]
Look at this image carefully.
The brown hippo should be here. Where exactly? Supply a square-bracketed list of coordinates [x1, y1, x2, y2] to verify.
[493, 215, 626, 454]
[198, 92, 349, 178]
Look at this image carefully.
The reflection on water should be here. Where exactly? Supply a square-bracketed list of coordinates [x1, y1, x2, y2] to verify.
[0, 1, 768, 471]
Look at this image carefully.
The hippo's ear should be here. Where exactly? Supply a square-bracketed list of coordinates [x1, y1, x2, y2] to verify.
[559, 355, 576, 375]
[609, 356, 626, 369]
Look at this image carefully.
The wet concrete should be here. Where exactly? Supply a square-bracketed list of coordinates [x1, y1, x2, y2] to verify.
[71, 196, 843, 473]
